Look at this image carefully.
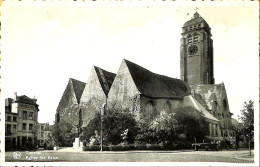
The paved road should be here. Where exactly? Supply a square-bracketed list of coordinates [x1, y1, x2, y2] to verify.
[5, 148, 254, 163]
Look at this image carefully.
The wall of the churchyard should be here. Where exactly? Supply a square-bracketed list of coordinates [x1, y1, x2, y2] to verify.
[56, 79, 79, 126]
[80, 68, 107, 126]
[107, 61, 141, 113]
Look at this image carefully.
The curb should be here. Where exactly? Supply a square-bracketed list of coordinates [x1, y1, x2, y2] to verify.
[234, 157, 254, 163]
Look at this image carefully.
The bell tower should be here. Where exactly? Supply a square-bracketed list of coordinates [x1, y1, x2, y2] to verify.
[180, 12, 214, 85]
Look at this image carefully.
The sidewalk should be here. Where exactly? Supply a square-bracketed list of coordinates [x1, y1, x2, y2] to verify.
[234, 154, 254, 163]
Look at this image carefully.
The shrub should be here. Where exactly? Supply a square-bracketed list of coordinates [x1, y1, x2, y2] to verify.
[82, 108, 138, 145]
[89, 145, 100, 151]
[134, 144, 147, 150]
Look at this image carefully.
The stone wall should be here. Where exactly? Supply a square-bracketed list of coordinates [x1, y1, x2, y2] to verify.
[56, 79, 79, 126]
[80, 67, 107, 126]
[107, 60, 141, 113]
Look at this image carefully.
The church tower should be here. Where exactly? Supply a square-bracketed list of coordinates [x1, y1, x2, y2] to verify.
[180, 12, 214, 85]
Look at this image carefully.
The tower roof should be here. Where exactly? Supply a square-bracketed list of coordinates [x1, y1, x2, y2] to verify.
[183, 12, 210, 28]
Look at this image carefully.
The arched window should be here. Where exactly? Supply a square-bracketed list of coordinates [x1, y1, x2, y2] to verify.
[193, 33, 198, 44]
[79, 109, 83, 126]
[56, 113, 60, 123]
[213, 101, 218, 111]
[187, 34, 192, 44]
[223, 99, 227, 109]
[163, 101, 172, 114]
[145, 101, 154, 122]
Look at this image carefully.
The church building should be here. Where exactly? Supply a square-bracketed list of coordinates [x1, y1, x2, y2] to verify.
[55, 12, 234, 143]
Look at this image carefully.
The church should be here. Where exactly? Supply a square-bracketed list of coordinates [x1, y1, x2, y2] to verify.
[55, 12, 235, 142]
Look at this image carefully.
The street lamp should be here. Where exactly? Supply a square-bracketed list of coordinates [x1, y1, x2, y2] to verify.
[100, 103, 106, 151]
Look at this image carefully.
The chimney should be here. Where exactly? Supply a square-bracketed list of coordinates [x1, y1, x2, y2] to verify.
[14, 92, 17, 101]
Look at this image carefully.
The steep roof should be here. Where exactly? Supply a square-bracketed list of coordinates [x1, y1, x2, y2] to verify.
[124, 59, 191, 99]
[186, 95, 219, 122]
[70, 78, 86, 103]
[93, 66, 116, 96]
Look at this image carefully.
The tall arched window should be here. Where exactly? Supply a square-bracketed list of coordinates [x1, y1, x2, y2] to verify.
[145, 101, 154, 122]
[163, 101, 172, 114]
[79, 109, 83, 126]
[223, 99, 227, 109]
[56, 113, 60, 123]
[187, 34, 192, 44]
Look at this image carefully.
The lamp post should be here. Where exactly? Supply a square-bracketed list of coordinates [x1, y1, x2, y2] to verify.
[100, 103, 106, 151]
[100, 108, 103, 151]
[100, 96, 107, 151]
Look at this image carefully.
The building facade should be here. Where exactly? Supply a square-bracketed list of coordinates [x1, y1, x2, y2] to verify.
[5, 93, 39, 150]
[37, 123, 53, 147]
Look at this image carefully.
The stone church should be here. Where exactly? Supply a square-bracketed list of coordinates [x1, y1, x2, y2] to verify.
[55, 12, 235, 141]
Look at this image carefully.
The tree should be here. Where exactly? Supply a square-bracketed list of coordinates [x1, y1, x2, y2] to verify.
[82, 108, 138, 145]
[238, 100, 254, 138]
[173, 106, 209, 143]
[135, 106, 208, 147]
[238, 100, 254, 152]
[52, 121, 76, 147]
[148, 111, 178, 144]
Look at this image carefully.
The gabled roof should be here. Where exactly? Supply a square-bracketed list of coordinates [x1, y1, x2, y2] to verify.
[93, 66, 116, 96]
[123, 59, 191, 99]
[190, 83, 226, 111]
[186, 95, 219, 122]
[70, 78, 86, 103]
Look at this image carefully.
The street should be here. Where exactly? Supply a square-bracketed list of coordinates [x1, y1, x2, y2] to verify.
[5, 148, 254, 163]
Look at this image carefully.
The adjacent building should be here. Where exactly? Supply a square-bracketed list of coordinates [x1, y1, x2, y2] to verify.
[37, 123, 53, 147]
[5, 93, 39, 150]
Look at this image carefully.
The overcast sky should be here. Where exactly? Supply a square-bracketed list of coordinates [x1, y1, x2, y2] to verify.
[1, 1, 258, 124]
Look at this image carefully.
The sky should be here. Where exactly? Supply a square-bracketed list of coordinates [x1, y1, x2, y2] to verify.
[1, 1, 259, 124]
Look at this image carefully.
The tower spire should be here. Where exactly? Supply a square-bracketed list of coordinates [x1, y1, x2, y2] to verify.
[195, 7, 199, 13]
[193, 7, 200, 18]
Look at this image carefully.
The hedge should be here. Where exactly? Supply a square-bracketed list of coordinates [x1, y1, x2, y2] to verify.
[83, 143, 190, 151]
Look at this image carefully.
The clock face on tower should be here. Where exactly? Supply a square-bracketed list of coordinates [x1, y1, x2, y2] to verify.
[188, 45, 198, 55]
